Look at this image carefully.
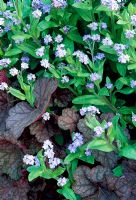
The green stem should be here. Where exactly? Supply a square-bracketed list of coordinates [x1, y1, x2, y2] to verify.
[67, 86, 78, 96]
[104, 97, 118, 113]
[111, 12, 116, 38]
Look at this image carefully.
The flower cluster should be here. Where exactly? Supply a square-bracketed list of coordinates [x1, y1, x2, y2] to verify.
[36, 46, 45, 57]
[125, 30, 135, 39]
[55, 34, 63, 43]
[32, 9, 42, 18]
[0, 58, 11, 68]
[23, 154, 40, 166]
[114, 43, 130, 63]
[91, 34, 101, 42]
[85, 149, 92, 156]
[9, 68, 18, 76]
[21, 62, 29, 70]
[87, 22, 107, 31]
[52, 0, 67, 8]
[61, 75, 70, 83]
[42, 112, 50, 121]
[0, 82, 8, 90]
[131, 15, 136, 27]
[94, 121, 112, 137]
[44, 34, 52, 44]
[43, 140, 61, 169]
[32, 0, 51, 14]
[118, 54, 130, 64]
[113, 43, 127, 55]
[68, 132, 84, 153]
[57, 177, 68, 187]
[80, 106, 100, 116]
[102, 37, 113, 46]
[40, 59, 50, 69]
[55, 44, 67, 58]
[90, 73, 101, 82]
[105, 82, 113, 89]
[94, 53, 105, 61]
[94, 126, 104, 137]
[87, 22, 98, 31]
[130, 80, 136, 88]
[101, 0, 120, 11]
[73, 50, 90, 65]
[27, 73, 36, 81]
[132, 113, 136, 123]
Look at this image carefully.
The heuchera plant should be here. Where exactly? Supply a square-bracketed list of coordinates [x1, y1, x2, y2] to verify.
[0, 0, 136, 199]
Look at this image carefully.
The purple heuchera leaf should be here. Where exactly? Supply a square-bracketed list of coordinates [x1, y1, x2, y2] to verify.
[0, 141, 23, 180]
[0, 176, 29, 200]
[6, 78, 57, 139]
[72, 166, 97, 198]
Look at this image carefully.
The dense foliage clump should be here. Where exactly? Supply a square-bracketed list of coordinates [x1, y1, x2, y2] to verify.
[0, 0, 136, 199]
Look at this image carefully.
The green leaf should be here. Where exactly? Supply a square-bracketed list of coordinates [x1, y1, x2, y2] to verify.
[48, 66, 61, 79]
[38, 20, 58, 31]
[15, 0, 23, 19]
[30, 18, 40, 38]
[119, 87, 134, 95]
[119, 144, 136, 160]
[68, 159, 78, 180]
[72, 95, 106, 106]
[57, 187, 77, 200]
[87, 138, 114, 152]
[112, 116, 128, 147]
[12, 34, 32, 41]
[115, 77, 129, 90]
[85, 115, 100, 130]
[127, 63, 136, 70]
[79, 155, 94, 164]
[52, 167, 65, 178]
[8, 87, 26, 100]
[68, 30, 83, 44]
[117, 20, 128, 25]
[0, 0, 6, 11]
[116, 63, 126, 76]
[64, 152, 81, 164]
[22, 0, 31, 18]
[98, 87, 109, 96]
[119, 106, 136, 114]
[113, 165, 123, 177]
[72, 2, 92, 10]
[99, 45, 116, 54]
[37, 150, 45, 169]
[54, 134, 64, 145]
[28, 166, 43, 181]
[5, 48, 22, 57]
[18, 43, 38, 58]
[96, 5, 110, 12]
[64, 37, 74, 53]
